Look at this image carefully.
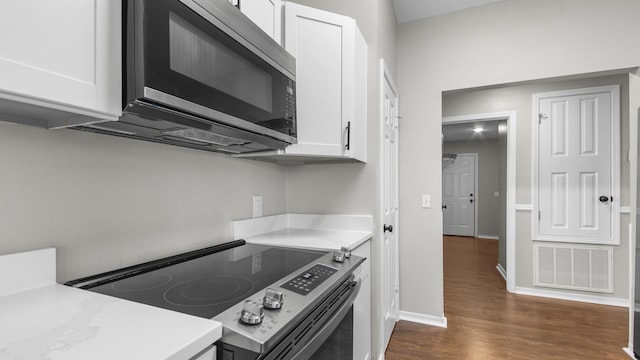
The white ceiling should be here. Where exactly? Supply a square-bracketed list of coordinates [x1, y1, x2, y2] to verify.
[392, 0, 507, 23]
[442, 121, 500, 142]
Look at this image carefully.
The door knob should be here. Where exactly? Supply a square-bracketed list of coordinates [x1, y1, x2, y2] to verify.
[384, 224, 393, 233]
[599, 196, 609, 203]
[442, 205, 447, 209]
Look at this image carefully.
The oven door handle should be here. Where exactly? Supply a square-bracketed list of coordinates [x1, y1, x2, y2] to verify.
[289, 279, 361, 360]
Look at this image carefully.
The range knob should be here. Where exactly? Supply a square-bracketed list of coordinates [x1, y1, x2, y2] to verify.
[333, 250, 346, 263]
[340, 246, 352, 258]
[240, 300, 264, 325]
[263, 288, 284, 310]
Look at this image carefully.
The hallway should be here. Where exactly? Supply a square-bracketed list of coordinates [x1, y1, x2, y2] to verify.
[385, 236, 628, 359]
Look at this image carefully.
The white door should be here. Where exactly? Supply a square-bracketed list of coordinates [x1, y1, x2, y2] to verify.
[536, 86, 619, 244]
[380, 60, 399, 350]
[443, 154, 476, 237]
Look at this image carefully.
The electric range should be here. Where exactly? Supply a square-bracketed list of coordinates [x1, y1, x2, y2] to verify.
[66, 240, 364, 360]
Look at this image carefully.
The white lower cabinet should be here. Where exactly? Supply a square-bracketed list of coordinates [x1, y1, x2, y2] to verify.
[352, 240, 372, 360]
[0, 0, 121, 129]
[239, 2, 367, 163]
[192, 345, 216, 360]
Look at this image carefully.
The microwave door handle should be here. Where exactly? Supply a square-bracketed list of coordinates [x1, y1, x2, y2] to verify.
[289, 279, 361, 360]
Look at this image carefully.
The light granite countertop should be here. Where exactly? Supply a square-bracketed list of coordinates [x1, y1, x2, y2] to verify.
[0, 248, 222, 360]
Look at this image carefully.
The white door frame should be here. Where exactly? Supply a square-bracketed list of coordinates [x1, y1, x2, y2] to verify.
[442, 153, 478, 237]
[442, 111, 517, 293]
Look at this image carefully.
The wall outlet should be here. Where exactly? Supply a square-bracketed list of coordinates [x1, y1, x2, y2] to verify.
[494, 191, 500, 197]
[422, 194, 431, 208]
[252, 196, 262, 218]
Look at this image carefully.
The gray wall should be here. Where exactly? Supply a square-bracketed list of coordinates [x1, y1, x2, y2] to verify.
[442, 139, 501, 238]
[397, 0, 640, 318]
[0, 120, 287, 282]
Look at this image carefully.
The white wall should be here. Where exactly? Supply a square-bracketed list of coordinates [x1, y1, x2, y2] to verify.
[0, 120, 287, 282]
[397, 0, 640, 318]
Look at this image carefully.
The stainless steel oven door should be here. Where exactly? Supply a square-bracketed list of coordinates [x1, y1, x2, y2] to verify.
[290, 280, 360, 360]
[304, 307, 354, 359]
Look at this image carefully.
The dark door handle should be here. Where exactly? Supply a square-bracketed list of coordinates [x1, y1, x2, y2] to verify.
[599, 196, 609, 203]
[442, 205, 447, 209]
[345, 121, 351, 150]
[384, 224, 393, 233]
[470, 199, 474, 203]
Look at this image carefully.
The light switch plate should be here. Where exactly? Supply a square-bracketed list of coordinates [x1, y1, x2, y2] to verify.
[252, 196, 262, 218]
[422, 194, 431, 208]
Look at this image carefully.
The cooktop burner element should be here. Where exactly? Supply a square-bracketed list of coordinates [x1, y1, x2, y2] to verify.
[163, 276, 255, 307]
[112, 273, 173, 292]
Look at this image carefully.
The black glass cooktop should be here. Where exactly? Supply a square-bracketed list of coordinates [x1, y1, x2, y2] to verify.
[81, 243, 326, 319]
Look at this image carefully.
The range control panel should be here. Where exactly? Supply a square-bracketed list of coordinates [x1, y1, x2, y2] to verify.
[281, 264, 337, 295]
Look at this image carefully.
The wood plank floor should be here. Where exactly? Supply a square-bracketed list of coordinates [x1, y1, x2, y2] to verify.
[384, 236, 629, 359]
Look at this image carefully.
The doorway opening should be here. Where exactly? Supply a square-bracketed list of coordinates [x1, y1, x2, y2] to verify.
[442, 112, 517, 292]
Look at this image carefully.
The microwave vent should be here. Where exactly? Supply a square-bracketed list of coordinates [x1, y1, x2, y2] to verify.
[162, 128, 247, 146]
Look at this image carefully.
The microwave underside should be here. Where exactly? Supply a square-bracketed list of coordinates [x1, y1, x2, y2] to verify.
[73, 101, 289, 154]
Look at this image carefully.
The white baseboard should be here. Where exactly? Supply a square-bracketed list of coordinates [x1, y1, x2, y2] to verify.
[477, 235, 499, 240]
[496, 263, 507, 281]
[515, 286, 629, 307]
[623, 346, 634, 359]
[399, 311, 447, 328]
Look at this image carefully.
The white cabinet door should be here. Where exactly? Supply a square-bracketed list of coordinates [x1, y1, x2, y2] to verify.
[284, 3, 348, 158]
[352, 241, 371, 360]
[191, 345, 216, 360]
[0, 0, 121, 127]
[238, 0, 282, 44]
[282, 2, 367, 162]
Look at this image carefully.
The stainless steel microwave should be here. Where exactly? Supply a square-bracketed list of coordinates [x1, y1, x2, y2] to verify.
[79, 0, 297, 154]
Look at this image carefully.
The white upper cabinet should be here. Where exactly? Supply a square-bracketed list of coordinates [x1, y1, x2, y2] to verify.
[236, 0, 283, 45]
[283, 2, 367, 162]
[0, 0, 121, 128]
[239, 2, 367, 163]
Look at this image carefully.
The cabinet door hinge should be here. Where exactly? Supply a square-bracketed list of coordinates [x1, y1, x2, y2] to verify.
[538, 113, 547, 124]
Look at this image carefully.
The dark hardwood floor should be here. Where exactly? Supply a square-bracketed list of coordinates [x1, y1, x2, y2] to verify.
[385, 236, 629, 359]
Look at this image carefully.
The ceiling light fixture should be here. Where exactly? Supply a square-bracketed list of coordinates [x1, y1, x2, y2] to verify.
[473, 127, 484, 133]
